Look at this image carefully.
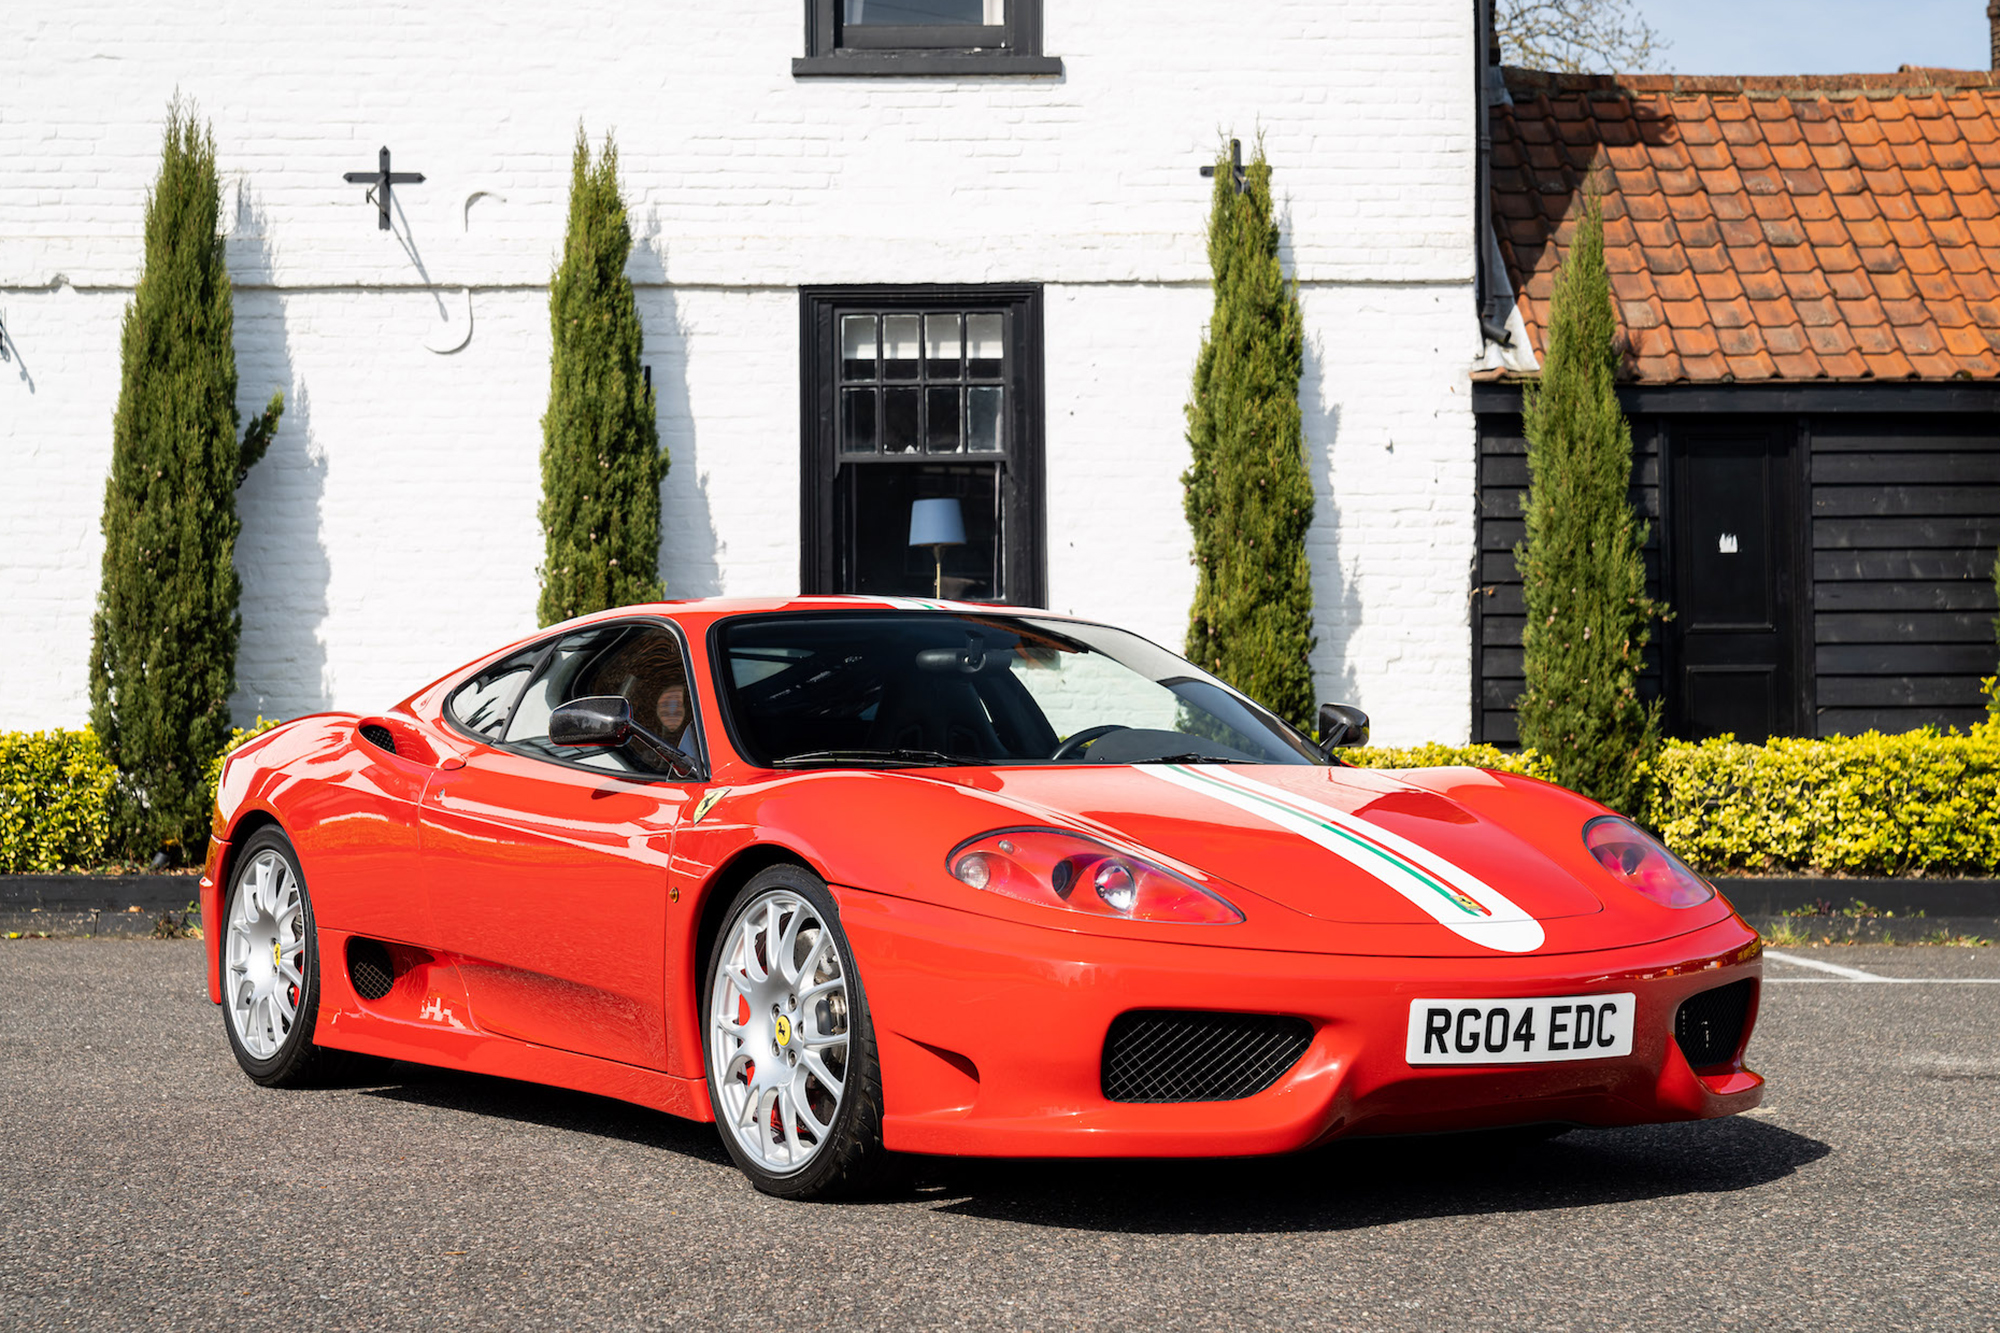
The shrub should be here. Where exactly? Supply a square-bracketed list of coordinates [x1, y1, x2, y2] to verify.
[1352, 728, 2000, 877]
[1182, 138, 1316, 730]
[89, 99, 282, 862]
[1346, 742, 1555, 781]
[537, 126, 666, 627]
[1513, 197, 1661, 815]
[0, 722, 283, 873]
[0, 731, 117, 873]
[1645, 728, 2000, 877]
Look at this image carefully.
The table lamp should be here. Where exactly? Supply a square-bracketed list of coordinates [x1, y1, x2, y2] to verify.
[907, 498, 966, 598]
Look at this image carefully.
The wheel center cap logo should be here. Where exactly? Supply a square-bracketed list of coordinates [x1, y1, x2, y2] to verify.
[271, 940, 282, 970]
[774, 1015, 792, 1047]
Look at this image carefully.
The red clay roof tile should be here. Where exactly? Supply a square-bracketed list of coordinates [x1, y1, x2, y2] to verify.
[1717, 325, 1767, 355]
[1493, 70, 2000, 381]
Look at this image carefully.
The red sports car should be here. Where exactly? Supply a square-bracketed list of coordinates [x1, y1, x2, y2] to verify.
[202, 597, 1763, 1199]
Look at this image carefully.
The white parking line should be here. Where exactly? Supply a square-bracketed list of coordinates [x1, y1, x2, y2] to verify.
[1766, 978, 2000, 984]
[1763, 948, 2000, 984]
[1763, 949, 1887, 980]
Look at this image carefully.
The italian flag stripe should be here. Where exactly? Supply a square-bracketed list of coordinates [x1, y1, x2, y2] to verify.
[1139, 765, 1546, 954]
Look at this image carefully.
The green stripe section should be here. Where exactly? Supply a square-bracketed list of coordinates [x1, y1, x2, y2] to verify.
[1169, 766, 1487, 918]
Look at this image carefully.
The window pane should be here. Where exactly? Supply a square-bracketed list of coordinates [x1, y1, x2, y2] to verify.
[924, 313, 962, 379]
[506, 626, 698, 776]
[842, 464, 999, 601]
[840, 315, 877, 381]
[967, 386, 1003, 452]
[966, 313, 1004, 378]
[883, 388, 920, 453]
[844, 0, 996, 24]
[882, 314, 921, 381]
[926, 387, 961, 453]
[448, 650, 539, 739]
[841, 388, 877, 454]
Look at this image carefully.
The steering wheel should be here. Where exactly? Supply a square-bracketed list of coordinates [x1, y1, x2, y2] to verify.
[1049, 724, 1131, 762]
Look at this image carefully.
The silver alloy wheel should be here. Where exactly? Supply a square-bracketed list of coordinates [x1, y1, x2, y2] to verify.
[225, 848, 307, 1060]
[707, 889, 851, 1174]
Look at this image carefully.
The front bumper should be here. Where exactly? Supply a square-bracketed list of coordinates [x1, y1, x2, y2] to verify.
[838, 889, 1763, 1158]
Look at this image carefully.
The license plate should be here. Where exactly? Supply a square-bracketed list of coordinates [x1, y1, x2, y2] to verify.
[1405, 993, 1636, 1066]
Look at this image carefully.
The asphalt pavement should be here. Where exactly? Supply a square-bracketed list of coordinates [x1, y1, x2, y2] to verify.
[1, 940, 1995, 1332]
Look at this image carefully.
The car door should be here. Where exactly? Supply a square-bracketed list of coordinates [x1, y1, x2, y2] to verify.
[421, 620, 706, 1070]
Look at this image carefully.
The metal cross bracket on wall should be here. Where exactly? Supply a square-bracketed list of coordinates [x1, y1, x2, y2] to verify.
[343, 146, 426, 230]
[1200, 138, 1248, 195]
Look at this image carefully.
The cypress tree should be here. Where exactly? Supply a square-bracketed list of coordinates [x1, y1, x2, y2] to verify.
[1514, 199, 1661, 812]
[537, 128, 665, 627]
[1182, 140, 1316, 729]
[89, 100, 282, 860]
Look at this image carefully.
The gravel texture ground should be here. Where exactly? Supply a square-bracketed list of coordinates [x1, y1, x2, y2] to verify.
[0, 940, 1994, 1332]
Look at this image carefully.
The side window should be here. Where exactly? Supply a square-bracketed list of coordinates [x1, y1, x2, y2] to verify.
[446, 648, 542, 740]
[504, 624, 701, 777]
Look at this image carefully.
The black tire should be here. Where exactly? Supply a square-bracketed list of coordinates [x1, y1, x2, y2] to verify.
[701, 863, 895, 1200]
[219, 825, 355, 1088]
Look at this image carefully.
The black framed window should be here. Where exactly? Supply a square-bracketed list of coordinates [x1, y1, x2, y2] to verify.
[795, 0, 1061, 76]
[802, 286, 1044, 605]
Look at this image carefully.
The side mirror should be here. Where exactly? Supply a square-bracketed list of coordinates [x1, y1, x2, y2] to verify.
[549, 696, 634, 748]
[1317, 702, 1370, 751]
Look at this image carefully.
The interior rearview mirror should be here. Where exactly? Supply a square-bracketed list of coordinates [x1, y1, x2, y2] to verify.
[1318, 702, 1370, 751]
[549, 696, 634, 748]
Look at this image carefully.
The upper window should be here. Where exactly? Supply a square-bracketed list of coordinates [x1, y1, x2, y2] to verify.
[795, 0, 1060, 76]
[802, 286, 1045, 605]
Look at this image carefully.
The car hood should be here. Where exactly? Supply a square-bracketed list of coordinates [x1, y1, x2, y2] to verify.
[923, 763, 1611, 954]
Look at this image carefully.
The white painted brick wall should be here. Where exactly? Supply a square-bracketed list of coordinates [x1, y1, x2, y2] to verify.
[1, 0, 1479, 744]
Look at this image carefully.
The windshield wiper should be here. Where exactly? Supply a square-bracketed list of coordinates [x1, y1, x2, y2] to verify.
[1141, 752, 1251, 765]
[771, 748, 983, 769]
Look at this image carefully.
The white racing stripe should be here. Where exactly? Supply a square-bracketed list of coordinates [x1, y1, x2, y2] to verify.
[1140, 765, 1545, 954]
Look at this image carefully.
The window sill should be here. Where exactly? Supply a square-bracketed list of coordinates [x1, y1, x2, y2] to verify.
[792, 52, 1064, 77]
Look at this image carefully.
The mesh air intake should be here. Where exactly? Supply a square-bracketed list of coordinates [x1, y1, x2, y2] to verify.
[358, 724, 397, 755]
[1102, 1010, 1312, 1103]
[346, 938, 394, 1002]
[1674, 979, 1754, 1069]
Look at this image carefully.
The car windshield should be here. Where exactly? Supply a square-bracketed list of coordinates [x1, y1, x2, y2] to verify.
[715, 612, 1323, 768]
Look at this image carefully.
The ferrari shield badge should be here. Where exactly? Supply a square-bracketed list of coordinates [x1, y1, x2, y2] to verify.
[689, 787, 730, 825]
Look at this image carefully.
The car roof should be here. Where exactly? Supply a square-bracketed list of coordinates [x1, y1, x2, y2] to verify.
[545, 595, 1066, 628]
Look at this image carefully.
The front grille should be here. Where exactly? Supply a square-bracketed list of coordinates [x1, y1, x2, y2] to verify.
[347, 938, 394, 1001]
[1102, 1011, 1313, 1103]
[358, 724, 397, 755]
[1675, 979, 1754, 1069]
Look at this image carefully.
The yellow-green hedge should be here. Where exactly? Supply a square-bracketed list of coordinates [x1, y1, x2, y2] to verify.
[1645, 728, 2000, 876]
[0, 729, 118, 873]
[0, 720, 281, 872]
[1351, 714, 2000, 877]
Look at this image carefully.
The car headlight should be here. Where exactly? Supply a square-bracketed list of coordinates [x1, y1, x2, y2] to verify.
[947, 828, 1244, 924]
[1583, 816, 1714, 908]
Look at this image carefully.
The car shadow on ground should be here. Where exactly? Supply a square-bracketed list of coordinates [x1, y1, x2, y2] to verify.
[356, 1064, 733, 1167]
[913, 1118, 1832, 1234]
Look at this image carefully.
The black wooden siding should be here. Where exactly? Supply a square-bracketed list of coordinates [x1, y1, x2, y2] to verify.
[1474, 413, 1664, 745]
[1474, 409, 2000, 743]
[1811, 416, 2000, 736]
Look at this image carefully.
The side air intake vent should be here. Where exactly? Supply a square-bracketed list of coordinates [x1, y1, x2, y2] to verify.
[358, 724, 397, 755]
[1675, 979, 1754, 1069]
[347, 938, 395, 1002]
[1102, 1010, 1313, 1103]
